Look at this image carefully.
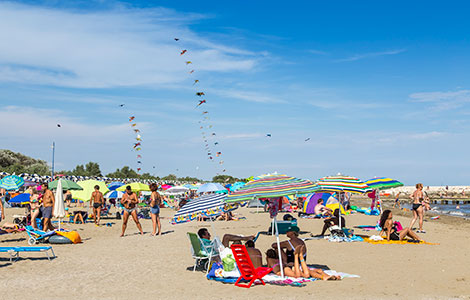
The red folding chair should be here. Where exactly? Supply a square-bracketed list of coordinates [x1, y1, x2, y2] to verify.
[230, 244, 272, 288]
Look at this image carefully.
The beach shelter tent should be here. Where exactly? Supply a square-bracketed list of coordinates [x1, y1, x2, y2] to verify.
[315, 175, 372, 228]
[196, 183, 226, 193]
[48, 179, 83, 191]
[9, 193, 30, 204]
[171, 194, 238, 224]
[226, 174, 318, 277]
[116, 182, 150, 193]
[247, 198, 265, 208]
[302, 193, 334, 214]
[72, 180, 110, 202]
[0, 175, 25, 191]
[53, 179, 66, 230]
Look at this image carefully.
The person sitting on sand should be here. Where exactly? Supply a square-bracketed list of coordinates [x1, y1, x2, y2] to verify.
[73, 210, 88, 224]
[197, 228, 257, 256]
[245, 240, 263, 269]
[90, 185, 104, 225]
[320, 209, 345, 236]
[120, 185, 144, 237]
[380, 209, 421, 241]
[314, 199, 332, 216]
[0, 222, 22, 234]
[266, 245, 340, 280]
[271, 226, 306, 266]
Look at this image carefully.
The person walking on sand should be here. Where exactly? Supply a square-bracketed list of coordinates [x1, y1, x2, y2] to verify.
[149, 183, 162, 236]
[41, 182, 55, 231]
[90, 185, 104, 225]
[393, 192, 401, 209]
[120, 185, 143, 237]
[409, 183, 425, 233]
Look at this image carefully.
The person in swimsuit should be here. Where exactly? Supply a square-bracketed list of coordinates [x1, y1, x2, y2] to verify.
[41, 182, 55, 231]
[380, 210, 420, 241]
[393, 192, 401, 209]
[65, 190, 73, 207]
[149, 183, 162, 236]
[266, 245, 340, 280]
[30, 189, 42, 229]
[0, 188, 4, 222]
[409, 183, 425, 233]
[271, 226, 306, 266]
[314, 199, 332, 216]
[90, 185, 104, 225]
[245, 240, 263, 269]
[320, 209, 345, 236]
[120, 185, 143, 237]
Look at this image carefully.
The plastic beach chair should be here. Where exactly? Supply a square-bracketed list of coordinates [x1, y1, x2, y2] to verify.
[230, 244, 272, 288]
[0, 246, 55, 262]
[187, 232, 218, 273]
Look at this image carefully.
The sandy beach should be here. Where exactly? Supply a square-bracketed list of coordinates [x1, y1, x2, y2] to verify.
[1, 200, 469, 300]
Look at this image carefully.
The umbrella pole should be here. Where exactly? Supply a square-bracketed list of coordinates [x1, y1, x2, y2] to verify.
[339, 191, 343, 229]
[273, 216, 284, 278]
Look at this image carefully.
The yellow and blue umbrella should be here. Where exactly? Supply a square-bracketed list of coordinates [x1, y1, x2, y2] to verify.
[0, 175, 25, 191]
[365, 177, 403, 190]
[316, 175, 372, 194]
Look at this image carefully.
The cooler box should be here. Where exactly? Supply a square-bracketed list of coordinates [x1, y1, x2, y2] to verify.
[268, 220, 298, 234]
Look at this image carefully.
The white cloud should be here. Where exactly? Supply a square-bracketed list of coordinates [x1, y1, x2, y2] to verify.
[0, 2, 258, 88]
[335, 49, 406, 62]
[211, 89, 286, 103]
[409, 90, 470, 111]
[220, 133, 264, 140]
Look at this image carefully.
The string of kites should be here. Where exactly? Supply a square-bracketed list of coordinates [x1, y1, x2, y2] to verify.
[176, 38, 226, 174]
[129, 116, 143, 173]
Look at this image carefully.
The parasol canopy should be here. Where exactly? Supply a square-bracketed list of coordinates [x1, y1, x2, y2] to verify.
[48, 179, 83, 191]
[0, 175, 25, 191]
[171, 194, 237, 224]
[226, 175, 318, 203]
[315, 175, 372, 194]
[365, 177, 403, 190]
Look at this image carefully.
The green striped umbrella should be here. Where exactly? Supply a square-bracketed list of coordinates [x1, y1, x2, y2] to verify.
[365, 177, 403, 190]
[0, 175, 25, 191]
[316, 175, 372, 194]
[226, 174, 318, 203]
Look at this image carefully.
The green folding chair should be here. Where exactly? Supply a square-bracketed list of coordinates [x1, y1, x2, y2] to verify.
[187, 232, 218, 273]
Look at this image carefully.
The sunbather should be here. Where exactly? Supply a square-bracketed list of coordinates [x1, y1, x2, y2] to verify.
[266, 246, 340, 280]
[272, 226, 306, 266]
[320, 209, 345, 236]
[314, 199, 333, 216]
[73, 211, 88, 224]
[245, 240, 263, 269]
[0, 222, 22, 233]
[380, 210, 421, 241]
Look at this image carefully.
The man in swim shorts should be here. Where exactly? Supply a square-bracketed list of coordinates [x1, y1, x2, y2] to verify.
[41, 182, 55, 231]
[120, 185, 144, 237]
[90, 185, 104, 225]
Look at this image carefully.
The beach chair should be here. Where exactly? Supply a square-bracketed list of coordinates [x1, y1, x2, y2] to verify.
[187, 232, 218, 273]
[230, 244, 272, 288]
[0, 246, 55, 262]
[25, 226, 56, 245]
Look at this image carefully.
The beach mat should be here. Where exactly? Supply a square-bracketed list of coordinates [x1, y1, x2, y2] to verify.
[363, 237, 439, 245]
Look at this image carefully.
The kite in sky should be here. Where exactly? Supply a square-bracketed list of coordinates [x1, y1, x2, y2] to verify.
[119, 104, 125, 107]
[129, 116, 135, 122]
[186, 61, 192, 65]
[305, 138, 310, 142]
[196, 100, 206, 108]
[196, 92, 205, 96]
[193, 80, 199, 85]
[174, 38, 179, 41]
[180, 50, 187, 55]
[57, 124, 61, 127]
[266, 133, 272, 137]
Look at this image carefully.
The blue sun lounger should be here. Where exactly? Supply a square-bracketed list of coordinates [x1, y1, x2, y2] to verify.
[0, 246, 56, 262]
[25, 225, 56, 245]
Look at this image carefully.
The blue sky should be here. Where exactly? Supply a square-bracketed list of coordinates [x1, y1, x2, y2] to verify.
[1, 0, 470, 184]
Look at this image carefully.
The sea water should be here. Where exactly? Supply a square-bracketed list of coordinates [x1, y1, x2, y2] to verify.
[402, 203, 470, 218]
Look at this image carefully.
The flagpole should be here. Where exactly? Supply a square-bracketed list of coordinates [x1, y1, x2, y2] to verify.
[51, 142, 55, 179]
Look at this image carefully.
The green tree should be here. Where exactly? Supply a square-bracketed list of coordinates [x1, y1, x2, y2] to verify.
[85, 162, 102, 176]
[212, 175, 239, 184]
[162, 174, 177, 181]
[0, 149, 49, 175]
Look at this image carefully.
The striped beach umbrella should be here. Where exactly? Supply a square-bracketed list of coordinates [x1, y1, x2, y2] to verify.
[316, 175, 372, 194]
[226, 175, 318, 203]
[365, 177, 403, 190]
[0, 175, 25, 191]
[172, 194, 237, 224]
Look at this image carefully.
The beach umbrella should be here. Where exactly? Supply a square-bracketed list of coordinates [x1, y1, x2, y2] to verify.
[183, 184, 198, 190]
[172, 194, 238, 224]
[315, 175, 372, 228]
[72, 180, 110, 202]
[105, 190, 124, 199]
[0, 175, 25, 191]
[116, 182, 150, 192]
[9, 193, 31, 204]
[107, 181, 124, 191]
[365, 177, 403, 190]
[48, 179, 83, 191]
[0, 172, 10, 176]
[165, 186, 190, 195]
[226, 175, 318, 203]
[226, 174, 318, 278]
[160, 184, 173, 190]
[53, 179, 66, 230]
[196, 183, 227, 193]
[229, 181, 246, 192]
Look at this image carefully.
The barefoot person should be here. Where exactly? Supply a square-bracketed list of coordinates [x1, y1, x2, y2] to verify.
[409, 183, 425, 233]
[41, 182, 55, 231]
[380, 209, 421, 241]
[90, 185, 104, 225]
[271, 226, 306, 266]
[120, 185, 143, 237]
[149, 183, 162, 236]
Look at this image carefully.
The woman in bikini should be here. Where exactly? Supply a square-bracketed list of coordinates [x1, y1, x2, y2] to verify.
[271, 226, 306, 267]
[30, 189, 42, 229]
[120, 185, 144, 237]
[149, 183, 162, 236]
[409, 183, 426, 233]
[266, 245, 340, 280]
[380, 209, 420, 241]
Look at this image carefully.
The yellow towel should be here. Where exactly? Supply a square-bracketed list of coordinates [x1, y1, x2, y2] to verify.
[363, 237, 438, 245]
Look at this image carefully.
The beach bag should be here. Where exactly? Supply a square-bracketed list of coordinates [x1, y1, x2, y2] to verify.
[394, 221, 403, 232]
[219, 247, 241, 277]
[222, 254, 236, 272]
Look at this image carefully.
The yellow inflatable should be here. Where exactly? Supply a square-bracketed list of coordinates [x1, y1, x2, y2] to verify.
[56, 231, 82, 244]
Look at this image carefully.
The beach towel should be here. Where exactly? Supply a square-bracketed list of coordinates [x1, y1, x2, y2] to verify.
[363, 237, 439, 245]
